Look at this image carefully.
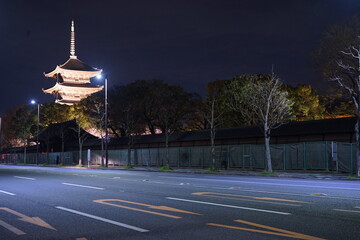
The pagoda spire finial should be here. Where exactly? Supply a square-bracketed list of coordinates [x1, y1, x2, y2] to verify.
[70, 20, 76, 58]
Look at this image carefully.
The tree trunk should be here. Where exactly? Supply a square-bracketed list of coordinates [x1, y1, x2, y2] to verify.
[210, 99, 216, 170]
[210, 127, 216, 170]
[166, 131, 169, 168]
[264, 126, 272, 173]
[23, 144, 27, 164]
[356, 119, 360, 177]
[78, 143, 83, 166]
[78, 125, 82, 166]
[61, 125, 64, 164]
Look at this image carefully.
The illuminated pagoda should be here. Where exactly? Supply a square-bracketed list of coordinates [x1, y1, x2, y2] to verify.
[43, 21, 103, 105]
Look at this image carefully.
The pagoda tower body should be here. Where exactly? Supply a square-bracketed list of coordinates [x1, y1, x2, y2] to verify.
[43, 21, 103, 105]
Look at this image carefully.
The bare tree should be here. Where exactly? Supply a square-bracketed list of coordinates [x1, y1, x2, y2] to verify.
[331, 43, 360, 176]
[227, 73, 293, 172]
[202, 87, 224, 171]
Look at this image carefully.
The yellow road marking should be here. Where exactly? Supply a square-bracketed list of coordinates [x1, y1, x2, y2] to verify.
[94, 199, 201, 219]
[192, 192, 308, 205]
[194, 194, 301, 206]
[333, 209, 360, 214]
[0, 219, 26, 235]
[0, 207, 56, 231]
[208, 219, 326, 240]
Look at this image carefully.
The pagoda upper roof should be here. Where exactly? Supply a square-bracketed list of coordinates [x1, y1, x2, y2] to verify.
[44, 57, 102, 78]
[60, 57, 99, 71]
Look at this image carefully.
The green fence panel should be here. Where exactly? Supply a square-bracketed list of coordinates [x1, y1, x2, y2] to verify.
[305, 142, 327, 170]
[270, 145, 284, 170]
[251, 144, 265, 169]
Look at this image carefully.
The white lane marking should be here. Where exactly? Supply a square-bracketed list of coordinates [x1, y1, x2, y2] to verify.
[62, 183, 104, 190]
[166, 197, 291, 215]
[0, 219, 26, 235]
[14, 176, 35, 180]
[55, 206, 149, 232]
[160, 176, 360, 191]
[0, 190, 16, 196]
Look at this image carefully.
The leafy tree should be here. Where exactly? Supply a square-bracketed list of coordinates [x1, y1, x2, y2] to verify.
[155, 84, 198, 168]
[0, 106, 22, 148]
[12, 105, 36, 163]
[206, 79, 251, 128]
[319, 86, 355, 118]
[80, 94, 106, 166]
[109, 84, 144, 168]
[226, 73, 293, 172]
[286, 84, 325, 121]
[69, 103, 93, 166]
[40, 103, 72, 127]
[132, 80, 166, 134]
[39, 102, 73, 163]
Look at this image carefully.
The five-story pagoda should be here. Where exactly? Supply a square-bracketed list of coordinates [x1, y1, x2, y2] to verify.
[43, 21, 103, 105]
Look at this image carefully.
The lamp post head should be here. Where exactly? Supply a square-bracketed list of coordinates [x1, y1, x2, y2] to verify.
[30, 100, 36, 105]
[96, 74, 103, 80]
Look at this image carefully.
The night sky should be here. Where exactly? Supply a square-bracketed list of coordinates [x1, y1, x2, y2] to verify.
[1, 0, 360, 114]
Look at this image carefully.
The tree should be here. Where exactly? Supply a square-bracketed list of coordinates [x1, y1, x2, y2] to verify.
[69, 103, 92, 166]
[80, 94, 106, 166]
[225, 74, 270, 126]
[286, 84, 325, 121]
[0, 106, 22, 148]
[109, 84, 144, 168]
[227, 73, 293, 172]
[155, 85, 198, 168]
[314, 16, 360, 176]
[202, 85, 226, 171]
[330, 43, 360, 176]
[319, 86, 355, 118]
[12, 105, 36, 163]
[40, 103, 73, 163]
[314, 16, 360, 80]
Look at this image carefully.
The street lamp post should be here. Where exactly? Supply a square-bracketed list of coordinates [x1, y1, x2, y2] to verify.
[31, 100, 40, 165]
[96, 74, 109, 167]
[104, 78, 108, 167]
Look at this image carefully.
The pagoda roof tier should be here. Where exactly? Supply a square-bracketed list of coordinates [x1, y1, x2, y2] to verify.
[43, 82, 103, 95]
[44, 57, 102, 79]
[55, 99, 83, 105]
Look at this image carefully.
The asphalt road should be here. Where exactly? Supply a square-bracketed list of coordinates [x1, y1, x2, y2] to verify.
[0, 165, 360, 240]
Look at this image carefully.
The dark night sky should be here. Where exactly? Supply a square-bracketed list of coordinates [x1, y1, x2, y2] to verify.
[1, 0, 360, 114]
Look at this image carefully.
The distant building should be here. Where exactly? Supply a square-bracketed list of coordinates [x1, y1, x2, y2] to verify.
[43, 21, 103, 105]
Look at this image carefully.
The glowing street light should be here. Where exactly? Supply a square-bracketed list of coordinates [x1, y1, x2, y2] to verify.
[30, 99, 40, 165]
[96, 74, 109, 167]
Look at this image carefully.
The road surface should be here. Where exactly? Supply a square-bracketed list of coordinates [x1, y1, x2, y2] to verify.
[0, 165, 359, 239]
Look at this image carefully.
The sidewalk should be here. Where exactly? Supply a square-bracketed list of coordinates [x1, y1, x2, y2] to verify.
[2, 163, 358, 181]
[86, 165, 360, 181]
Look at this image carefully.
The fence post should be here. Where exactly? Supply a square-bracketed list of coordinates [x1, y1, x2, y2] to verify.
[283, 144, 286, 170]
[325, 141, 329, 171]
[227, 145, 230, 169]
[242, 144, 245, 169]
[303, 142, 306, 170]
[201, 147, 204, 168]
[350, 143, 353, 174]
[250, 144, 253, 169]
